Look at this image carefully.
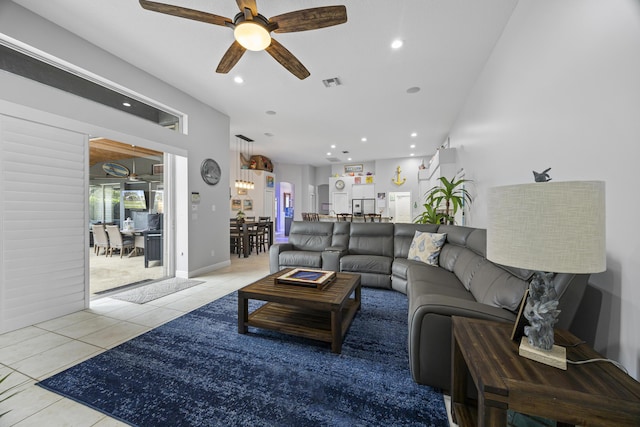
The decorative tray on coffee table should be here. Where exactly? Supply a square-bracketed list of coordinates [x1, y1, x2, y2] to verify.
[275, 268, 336, 289]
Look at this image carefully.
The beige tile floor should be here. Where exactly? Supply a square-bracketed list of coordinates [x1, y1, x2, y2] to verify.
[0, 248, 455, 427]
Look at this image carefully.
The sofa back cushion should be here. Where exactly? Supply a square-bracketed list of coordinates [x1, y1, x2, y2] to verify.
[348, 223, 395, 257]
[394, 223, 440, 258]
[331, 221, 351, 248]
[438, 225, 476, 271]
[288, 221, 334, 251]
[468, 259, 529, 311]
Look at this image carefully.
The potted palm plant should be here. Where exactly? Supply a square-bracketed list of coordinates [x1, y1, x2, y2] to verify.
[415, 176, 473, 224]
[0, 373, 19, 418]
[413, 203, 449, 225]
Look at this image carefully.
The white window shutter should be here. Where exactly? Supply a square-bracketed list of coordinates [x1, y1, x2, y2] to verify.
[0, 115, 87, 333]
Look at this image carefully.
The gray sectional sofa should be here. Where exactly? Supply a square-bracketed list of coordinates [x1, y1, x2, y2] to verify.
[269, 221, 589, 391]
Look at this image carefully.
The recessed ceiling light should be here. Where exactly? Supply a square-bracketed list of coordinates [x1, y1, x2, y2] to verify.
[410, 153, 415, 156]
[122, 102, 131, 107]
[411, 132, 417, 137]
[234, 76, 244, 84]
[327, 152, 332, 156]
[361, 137, 367, 142]
[410, 144, 416, 149]
[348, 157, 352, 161]
[331, 144, 336, 149]
[265, 110, 276, 115]
[406, 87, 421, 94]
[391, 39, 403, 49]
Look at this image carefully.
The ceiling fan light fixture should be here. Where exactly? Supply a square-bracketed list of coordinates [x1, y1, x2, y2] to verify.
[234, 21, 271, 51]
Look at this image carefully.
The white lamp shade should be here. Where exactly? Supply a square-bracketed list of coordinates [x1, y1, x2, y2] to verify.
[487, 181, 606, 274]
[234, 22, 271, 51]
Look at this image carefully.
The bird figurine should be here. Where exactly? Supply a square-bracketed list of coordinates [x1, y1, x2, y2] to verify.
[533, 168, 552, 182]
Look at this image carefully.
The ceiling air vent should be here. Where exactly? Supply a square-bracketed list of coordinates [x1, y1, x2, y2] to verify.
[235, 134, 254, 142]
[326, 157, 341, 163]
[322, 77, 342, 88]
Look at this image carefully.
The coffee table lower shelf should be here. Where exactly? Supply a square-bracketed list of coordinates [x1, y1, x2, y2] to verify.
[243, 300, 359, 353]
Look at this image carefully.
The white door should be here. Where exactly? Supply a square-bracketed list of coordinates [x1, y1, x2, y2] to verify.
[333, 192, 349, 214]
[389, 191, 412, 223]
[264, 190, 275, 220]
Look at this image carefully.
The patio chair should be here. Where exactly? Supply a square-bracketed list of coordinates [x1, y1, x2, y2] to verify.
[105, 225, 134, 258]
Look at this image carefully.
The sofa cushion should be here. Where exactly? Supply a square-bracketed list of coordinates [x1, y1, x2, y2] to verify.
[331, 222, 351, 248]
[438, 226, 476, 272]
[407, 231, 447, 266]
[288, 221, 334, 251]
[348, 223, 395, 257]
[341, 254, 392, 275]
[451, 248, 485, 291]
[279, 250, 323, 269]
[393, 223, 440, 258]
[468, 260, 528, 311]
[392, 258, 426, 281]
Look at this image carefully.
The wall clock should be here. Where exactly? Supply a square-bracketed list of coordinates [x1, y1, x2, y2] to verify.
[335, 179, 345, 190]
[102, 162, 129, 177]
[201, 158, 221, 185]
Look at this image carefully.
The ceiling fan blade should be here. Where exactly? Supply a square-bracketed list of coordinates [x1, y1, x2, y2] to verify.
[216, 41, 247, 74]
[236, 0, 258, 17]
[271, 6, 347, 33]
[139, 0, 231, 26]
[265, 39, 310, 80]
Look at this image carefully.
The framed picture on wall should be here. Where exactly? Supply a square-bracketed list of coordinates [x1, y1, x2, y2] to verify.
[243, 199, 253, 211]
[231, 199, 241, 211]
[344, 164, 363, 174]
[266, 175, 275, 188]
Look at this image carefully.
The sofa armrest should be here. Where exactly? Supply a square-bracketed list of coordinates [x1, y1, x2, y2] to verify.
[321, 248, 345, 272]
[269, 243, 293, 273]
[409, 293, 517, 324]
[407, 294, 516, 389]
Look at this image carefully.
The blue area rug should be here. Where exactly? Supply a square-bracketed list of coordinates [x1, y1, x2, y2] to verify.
[38, 288, 448, 426]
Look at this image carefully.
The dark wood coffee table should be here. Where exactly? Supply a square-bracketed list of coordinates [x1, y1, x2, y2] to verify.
[237, 269, 361, 353]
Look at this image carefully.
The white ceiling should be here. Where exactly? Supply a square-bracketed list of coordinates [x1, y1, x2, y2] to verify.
[12, 0, 518, 167]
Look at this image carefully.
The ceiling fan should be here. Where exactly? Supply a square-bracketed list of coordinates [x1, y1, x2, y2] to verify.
[139, 0, 347, 79]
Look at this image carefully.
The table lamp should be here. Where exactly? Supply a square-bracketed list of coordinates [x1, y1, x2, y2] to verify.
[487, 180, 606, 369]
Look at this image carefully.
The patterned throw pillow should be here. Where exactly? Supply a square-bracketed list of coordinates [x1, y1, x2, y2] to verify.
[407, 231, 447, 266]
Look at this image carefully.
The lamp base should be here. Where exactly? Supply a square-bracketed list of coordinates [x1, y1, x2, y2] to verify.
[519, 337, 567, 370]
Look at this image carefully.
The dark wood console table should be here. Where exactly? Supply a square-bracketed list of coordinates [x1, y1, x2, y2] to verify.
[451, 316, 640, 426]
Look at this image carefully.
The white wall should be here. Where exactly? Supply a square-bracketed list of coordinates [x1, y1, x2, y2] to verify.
[272, 163, 307, 221]
[228, 149, 275, 219]
[448, 0, 640, 378]
[374, 157, 427, 220]
[0, 1, 232, 325]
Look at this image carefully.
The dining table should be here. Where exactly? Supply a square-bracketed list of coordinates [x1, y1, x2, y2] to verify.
[233, 220, 274, 258]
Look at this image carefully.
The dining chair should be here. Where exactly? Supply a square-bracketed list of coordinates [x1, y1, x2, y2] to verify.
[337, 213, 353, 222]
[105, 225, 134, 258]
[92, 223, 110, 256]
[230, 221, 244, 257]
[367, 213, 382, 222]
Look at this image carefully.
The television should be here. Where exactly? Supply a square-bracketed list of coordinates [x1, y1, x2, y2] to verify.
[123, 190, 147, 210]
